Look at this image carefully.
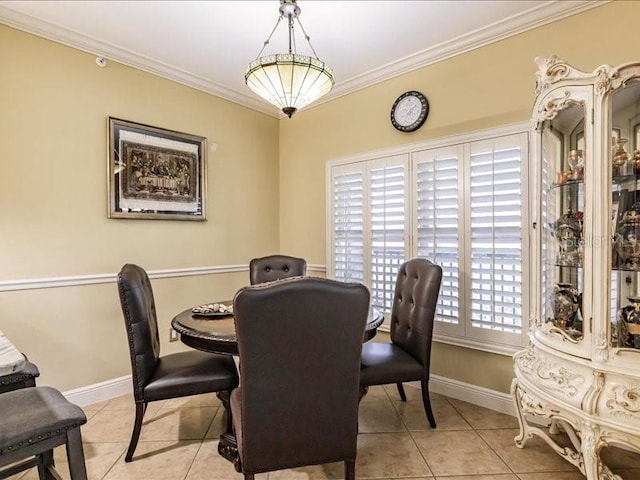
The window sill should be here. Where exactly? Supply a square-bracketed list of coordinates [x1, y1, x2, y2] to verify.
[432, 334, 521, 357]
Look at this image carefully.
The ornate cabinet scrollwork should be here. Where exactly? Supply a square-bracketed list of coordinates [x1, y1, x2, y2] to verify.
[513, 56, 640, 480]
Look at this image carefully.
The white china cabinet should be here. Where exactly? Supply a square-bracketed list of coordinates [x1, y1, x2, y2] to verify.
[512, 57, 640, 479]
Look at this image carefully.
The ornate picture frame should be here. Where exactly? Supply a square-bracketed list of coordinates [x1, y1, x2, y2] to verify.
[108, 117, 207, 220]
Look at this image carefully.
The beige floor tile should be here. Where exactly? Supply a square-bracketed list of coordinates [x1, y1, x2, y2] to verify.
[448, 398, 519, 430]
[435, 475, 518, 480]
[84, 398, 112, 411]
[205, 406, 230, 440]
[103, 441, 200, 480]
[602, 446, 640, 469]
[82, 408, 139, 443]
[140, 407, 217, 441]
[395, 397, 471, 431]
[267, 460, 344, 479]
[163, 393, 221, 409]
[385, 383, 447, 403]
[516, 473, 585, 480]
[355, 432, 432, 478]
[358, 397, 406, 433]
[610, 468, 640, 479]
[478, 428, 579, 473]
[101, 393, 137, 410]
[185, 439, 267, 480]
[82, 409, 100, 421]
[17, 442, 126, 480]
[82, 401, 168, 443]
[360, 385, 391, 403]
[412, 429, 511, 476]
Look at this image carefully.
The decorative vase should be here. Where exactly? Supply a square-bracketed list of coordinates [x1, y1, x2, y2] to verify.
[567, 149, 584, 180]
[612, 138, 631, 176]
[633, 149, 640, 174]
[554, 209, 583, 266]
[616, 296, 640, 348]
[553, 283, 580, 329]
[614, 203, 640, 269]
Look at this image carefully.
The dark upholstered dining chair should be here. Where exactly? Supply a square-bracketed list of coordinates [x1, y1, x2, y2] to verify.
[360, 258, 442, 428]
[0, 386, 88, 480]
[117, 264, 239, 462]
[249, 254, 306, 284]
[0, 357, 39, 394]
[227, 277, 370, 480]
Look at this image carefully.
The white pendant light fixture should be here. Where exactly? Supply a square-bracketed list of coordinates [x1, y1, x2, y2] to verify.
[245, 0, 334, 118]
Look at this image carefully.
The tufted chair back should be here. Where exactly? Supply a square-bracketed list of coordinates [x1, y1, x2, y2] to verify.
[117, 264, 161, 402]
[249, 254, 307, 285]
[231, 276, 370, 476]
[389, 258, 443, 367]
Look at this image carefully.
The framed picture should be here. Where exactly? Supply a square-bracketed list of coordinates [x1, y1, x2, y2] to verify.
[108, 117, 207, 220]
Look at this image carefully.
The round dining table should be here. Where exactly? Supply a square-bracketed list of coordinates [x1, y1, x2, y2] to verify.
[171, 302, 385, 355]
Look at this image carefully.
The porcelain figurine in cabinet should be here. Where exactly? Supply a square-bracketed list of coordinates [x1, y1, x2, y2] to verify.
[512, 56, 640, 480]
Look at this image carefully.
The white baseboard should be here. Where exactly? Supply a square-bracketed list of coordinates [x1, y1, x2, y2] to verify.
[63, 375, 131, 407]
[406, 374, 516, 417]
[63, 371, 515, 417]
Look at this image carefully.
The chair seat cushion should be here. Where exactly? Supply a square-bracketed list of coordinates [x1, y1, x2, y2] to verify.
[0, 361, 39, 389]
[0, 386, 86, 455]
[144, 350, 238, 402]
[360, 342, 423, 387]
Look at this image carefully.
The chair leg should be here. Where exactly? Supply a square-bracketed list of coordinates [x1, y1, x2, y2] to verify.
[66, 427, 88, 480]
[344, 458, 355, 480]
[36, 450, 54, 480]
[396, 382, 407, 401]
[125, 402, 146, 462]
[420, 379, 437, 428]
[244, 475, 255, 480]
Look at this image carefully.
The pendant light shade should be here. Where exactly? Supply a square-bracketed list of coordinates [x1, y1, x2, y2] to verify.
[245, 0, 334, 118]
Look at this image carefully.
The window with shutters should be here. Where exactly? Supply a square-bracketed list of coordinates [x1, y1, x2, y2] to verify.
[328, 156, 409, 328]
[327, 125, 530, 353]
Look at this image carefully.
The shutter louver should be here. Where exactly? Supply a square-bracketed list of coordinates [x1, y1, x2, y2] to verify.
[333, 171, 364, 283]
[416, 153, 460, 324]
[370, 164, 405, 313]
[470, 145, 523, 334]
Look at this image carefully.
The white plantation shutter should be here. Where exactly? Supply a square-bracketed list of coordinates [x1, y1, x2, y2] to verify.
[369, 160, 408, 314]
[414, 146, 463, 333]
[331, 167, 364, 283]
[327, 127, 529, 350]
[468, 136, 527, 344]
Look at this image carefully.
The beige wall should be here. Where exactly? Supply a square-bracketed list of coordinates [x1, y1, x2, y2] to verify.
[0, 25, 279, 390]
[278, 1, 640, 394]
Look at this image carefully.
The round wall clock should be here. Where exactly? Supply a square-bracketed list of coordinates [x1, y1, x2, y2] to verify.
[390, 91, 429, 132]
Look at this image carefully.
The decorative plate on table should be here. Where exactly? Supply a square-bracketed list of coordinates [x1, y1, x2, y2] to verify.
[191, 303, 233, 318]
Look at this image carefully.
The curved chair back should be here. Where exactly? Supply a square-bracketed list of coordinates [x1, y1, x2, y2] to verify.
[117, 264, 160, 402]
[389, 259, 443, 367]
[232, 277, 370, 474]
[249, 254, 307, 284]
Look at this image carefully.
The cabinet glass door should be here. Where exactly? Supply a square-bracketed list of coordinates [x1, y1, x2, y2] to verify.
[610, 79, 640, 351]
[540, 101, 586, 346]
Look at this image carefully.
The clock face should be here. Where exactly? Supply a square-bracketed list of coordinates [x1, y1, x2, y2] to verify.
[390, 91, 429, 132]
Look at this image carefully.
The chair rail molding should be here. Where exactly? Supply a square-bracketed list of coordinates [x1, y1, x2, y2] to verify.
[0, 263, 327, 292]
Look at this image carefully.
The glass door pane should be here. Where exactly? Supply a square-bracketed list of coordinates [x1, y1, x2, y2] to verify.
[611, 79, 640, 350]
[541, 102, 585, 343]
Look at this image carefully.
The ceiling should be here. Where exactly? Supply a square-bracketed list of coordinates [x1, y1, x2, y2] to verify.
[0, 0, 602, 117]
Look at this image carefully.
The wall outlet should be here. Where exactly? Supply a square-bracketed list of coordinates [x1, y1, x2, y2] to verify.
[169, 329, 179, 342]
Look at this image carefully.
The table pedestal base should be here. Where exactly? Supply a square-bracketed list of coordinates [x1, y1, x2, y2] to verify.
[216, 390, 241, 471]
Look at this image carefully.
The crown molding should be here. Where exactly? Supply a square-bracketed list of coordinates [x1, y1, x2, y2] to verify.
[0, 4, 279, 117]
[0, 1, 606, 119]
[314, 0, 607, 108]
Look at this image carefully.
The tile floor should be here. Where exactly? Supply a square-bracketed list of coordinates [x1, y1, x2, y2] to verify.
[8, 385, 640, 480]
